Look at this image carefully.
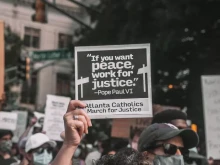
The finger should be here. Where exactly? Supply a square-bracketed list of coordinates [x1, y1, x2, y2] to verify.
[70, 120, 84, 138]
[68, 109, 92, 127]
[64, 113, 86, 135]
[60, 131, 65, 140]
[66, 100, 86, 113]
[77, 115, 88, 134]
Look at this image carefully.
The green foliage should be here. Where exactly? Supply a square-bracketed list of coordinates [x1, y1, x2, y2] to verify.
[76, 0, 220, 150]
[4, 26, 23, 67]
[77, 0, 220, 106]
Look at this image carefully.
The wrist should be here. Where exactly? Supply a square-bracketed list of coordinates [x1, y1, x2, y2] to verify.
[62, 142, 78, 150]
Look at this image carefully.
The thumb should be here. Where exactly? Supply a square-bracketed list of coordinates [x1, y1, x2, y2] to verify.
[60, 131, 65, 140]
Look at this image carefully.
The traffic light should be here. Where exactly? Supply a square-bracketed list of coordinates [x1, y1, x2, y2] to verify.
[17, 57, 31, 81]
[168, 84, 174, 89]
[191, 124, 198, 133]
[32, 0, 47, 23]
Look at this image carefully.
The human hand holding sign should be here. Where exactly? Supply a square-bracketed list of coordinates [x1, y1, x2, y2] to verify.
[62, 100, 92, 146]
[51, 100, 92, 165]
[29, 117, 37, 126]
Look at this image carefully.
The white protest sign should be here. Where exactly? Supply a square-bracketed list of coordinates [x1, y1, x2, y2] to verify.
[75, 44, 152, 119]
[34, 112, 45, 127]
[12, 111, 28, 142]
[0, 112, 18, 130]
[201, 75, 220, 159]
[43, 95, 71, 141]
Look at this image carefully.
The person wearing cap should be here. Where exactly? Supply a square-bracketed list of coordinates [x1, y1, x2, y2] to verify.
[24, 133, 56, 165]
[138, 123, 199, 165]
[152, 109, 208, 165]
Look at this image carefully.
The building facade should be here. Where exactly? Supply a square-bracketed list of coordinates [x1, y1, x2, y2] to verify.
[0, 0, 93, 111]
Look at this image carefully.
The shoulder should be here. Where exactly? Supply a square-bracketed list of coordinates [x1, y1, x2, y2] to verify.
[88, 151, 101, 157]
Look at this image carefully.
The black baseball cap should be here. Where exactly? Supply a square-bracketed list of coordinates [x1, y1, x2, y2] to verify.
[138, 123, 199, 152]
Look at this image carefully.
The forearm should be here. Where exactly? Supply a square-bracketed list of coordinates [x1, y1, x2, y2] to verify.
[51, 144, 77, 165]
[19, 126, 32, 142]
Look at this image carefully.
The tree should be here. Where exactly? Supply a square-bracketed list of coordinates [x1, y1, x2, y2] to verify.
[4, 26, 23, 67]
[76, 0, 220, 152]
[4, 26, 23, 108]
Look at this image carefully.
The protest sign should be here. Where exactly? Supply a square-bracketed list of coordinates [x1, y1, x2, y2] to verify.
[34, 112, 45, 127]
[12, 111, 28, 142]
[75, 44, 152, 119]
[201, 75, 220, 159]
[0, 111, 17, 130]
[43, 95, 71, 141]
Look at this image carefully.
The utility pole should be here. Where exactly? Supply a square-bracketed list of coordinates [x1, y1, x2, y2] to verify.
[0, 20, 5, 111]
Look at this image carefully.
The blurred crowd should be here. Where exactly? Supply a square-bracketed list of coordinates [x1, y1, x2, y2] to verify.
[0, 100, 219, 165]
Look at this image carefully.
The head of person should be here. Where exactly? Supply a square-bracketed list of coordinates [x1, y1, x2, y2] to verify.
[208, 157, 214, 165]
[152, 109, 188, 129]
[33, 127, 43, 134]
[138, 123, 199, 165]
[11, 143, 19, 157]
[25, 133, 56, 165]
[95, 148, 152, 165]
[130, 129, 142, 150]
[0, 130, 13, 154]
[95, 132, 109, 153]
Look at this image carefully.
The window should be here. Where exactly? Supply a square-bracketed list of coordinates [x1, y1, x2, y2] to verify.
[58, 33, 72, 48]
[56, 73, 71, 97]
[24, 27, 41, 48]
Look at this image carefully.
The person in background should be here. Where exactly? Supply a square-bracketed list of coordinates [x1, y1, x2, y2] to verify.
[85, 131, 109, 165]
[151, 109, 208, 165]
[17, 117, 38, 165]
[151, 109, 188, 129]
[208, 157, 214, 165]
[50, 100, 199, 165]
[24, 133, 56, 165]
[72, 144, 85, 165]
[11, 143, 20, 163]
[17, 137, 28, 165]
[0, 130, 17, 165]
[138, 123, 199, 165]
[129, 129, 142, 150]
[95, 148, 152, 165]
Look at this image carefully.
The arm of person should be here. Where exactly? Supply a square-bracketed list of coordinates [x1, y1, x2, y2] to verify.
[50, 100, 92, 165]
[18, 117, 37, 142]
[51, 144, 77, 165]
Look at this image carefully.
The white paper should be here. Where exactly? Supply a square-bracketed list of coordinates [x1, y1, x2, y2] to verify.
[201, 75, 220, 159]
[0, 112, 18, 131]
[12, 111, 28, 143]
[43, 95, 71, 141]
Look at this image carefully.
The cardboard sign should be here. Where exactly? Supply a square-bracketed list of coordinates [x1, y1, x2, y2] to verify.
[75, 44, 152, 119]
[111, 118, 152, 138]
[0, 112, 18, 130]
[12, 111, 28, 142]
[43, 95, 71, 141]
[201, 76, 220, 159]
